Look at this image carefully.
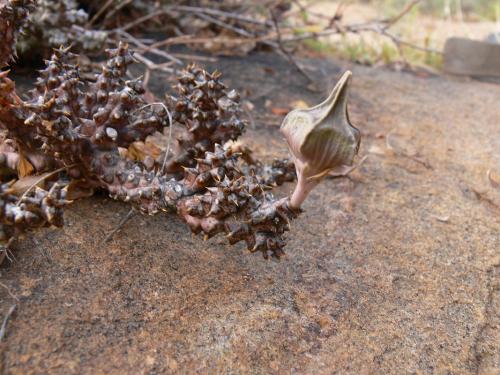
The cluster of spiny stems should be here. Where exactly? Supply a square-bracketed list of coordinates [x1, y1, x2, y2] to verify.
[0, 0, 304, 258]
[1, 0, 361, 259]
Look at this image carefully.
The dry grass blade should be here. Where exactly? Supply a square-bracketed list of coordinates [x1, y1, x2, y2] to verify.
[329, 155, 369, 179]
[0, 304, 16, 342]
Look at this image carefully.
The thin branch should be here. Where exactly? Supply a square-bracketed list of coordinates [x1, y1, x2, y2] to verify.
[166, 5, 274, 27]
[132, 53, 175, 74]
[381, 29, 442, 54]
[169, 53, 217, 62]
[268, 0, 436, 58]
[0, 281, 19, 302]
[115, 30, 183, 65]
[113, 9, 167, 33]
[269, 10, 316, 85]
[101, 0, 133, 27]
[101, 208, 135, 244]
[88, 0, 115, 26]
[327, 1, 348, 28]
[193, 12, 254, 38]
[383, 0, 422, 29]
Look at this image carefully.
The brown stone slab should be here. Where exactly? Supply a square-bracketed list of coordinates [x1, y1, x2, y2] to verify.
[443, 37, 500, 77]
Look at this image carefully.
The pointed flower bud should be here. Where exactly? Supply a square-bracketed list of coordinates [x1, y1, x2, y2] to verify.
[280, 71, 361, 209]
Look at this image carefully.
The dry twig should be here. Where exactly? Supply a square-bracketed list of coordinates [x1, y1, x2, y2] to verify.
[101, 208, 136, 244]
[0, 281, 18, 302]
[269, 9, 316, 85]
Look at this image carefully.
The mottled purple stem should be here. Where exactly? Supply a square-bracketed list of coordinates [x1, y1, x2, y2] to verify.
[289, 171, 320, 210]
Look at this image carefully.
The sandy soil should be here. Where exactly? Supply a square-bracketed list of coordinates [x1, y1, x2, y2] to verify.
[0, 52, 499, 374]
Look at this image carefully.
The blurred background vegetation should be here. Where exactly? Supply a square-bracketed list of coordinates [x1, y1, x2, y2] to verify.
[371, 0, 499, 20]
[297, 0, 500, 70]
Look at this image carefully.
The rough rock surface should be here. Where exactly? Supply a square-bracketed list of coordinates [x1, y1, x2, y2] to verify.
[0, 53, 499, 374]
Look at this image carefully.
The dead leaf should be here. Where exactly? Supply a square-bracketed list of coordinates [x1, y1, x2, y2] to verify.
[66, 180, 94, 200]
[17, 153, 34, 178]
[126, 142, 147, 161]
[11, 172, 52, 195]
[41, 120, 55, 132]
[146, 132, 169, 153]
[127, 140, 162, 162]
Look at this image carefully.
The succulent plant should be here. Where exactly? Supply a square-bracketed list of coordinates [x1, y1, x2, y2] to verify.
[0, 48, 360, 258]
[0, 0, 361, 259]
[0, 41, 301, 257]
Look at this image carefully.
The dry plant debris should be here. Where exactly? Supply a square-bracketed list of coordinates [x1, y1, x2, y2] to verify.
[7, 1, 437, 85]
